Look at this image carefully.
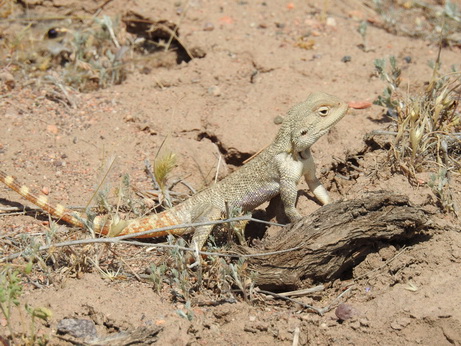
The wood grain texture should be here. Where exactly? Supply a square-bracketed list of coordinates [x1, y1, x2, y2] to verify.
[244, 192, 430, 290]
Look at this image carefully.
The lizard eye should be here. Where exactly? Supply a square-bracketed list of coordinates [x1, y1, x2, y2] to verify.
[318, 106, 330, 116]
[300, 130, 308, 136]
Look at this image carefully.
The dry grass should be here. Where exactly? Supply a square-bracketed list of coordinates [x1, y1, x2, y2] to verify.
[0, 4, 193, 92]
[374, 51, 460, 214]
[1, 14, 128, 91]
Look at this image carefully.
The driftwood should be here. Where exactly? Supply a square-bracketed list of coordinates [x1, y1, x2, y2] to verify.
[245, 192, 430, 290]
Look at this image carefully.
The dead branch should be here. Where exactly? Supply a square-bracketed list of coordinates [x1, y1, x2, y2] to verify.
[245, 191, 430, 290]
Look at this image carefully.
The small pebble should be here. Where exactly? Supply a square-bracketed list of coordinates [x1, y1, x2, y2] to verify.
[203, 22, 214, 31]
[359, 318, 370, 327]
[403, 56, 412, 63]
[0, 72, 15, 90]
[326, 17, 336, 27]
[273, 115, 284, 125]
[57, 318, 97, 339]
[335, 303, 357, 321]
[208, 85, 221, 96]
[47, 124, 59, 135]
[341, 56, 352, 63]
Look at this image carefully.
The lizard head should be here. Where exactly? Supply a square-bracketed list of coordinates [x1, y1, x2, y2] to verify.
[288, 92, 348, 154]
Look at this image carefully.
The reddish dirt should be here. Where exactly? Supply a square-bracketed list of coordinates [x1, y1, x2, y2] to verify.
[1, 0, 460, 345]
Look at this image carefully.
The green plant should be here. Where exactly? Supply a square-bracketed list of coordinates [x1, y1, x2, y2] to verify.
[24, 305, 52, 345]
[373, 56, 402, 111]
[176, 301, 194, 321]
[149, 263, 168, 293]
[0, 264, 51, 343]
[357, 21, 372, 52]
[0, 265, 24, 337]
[221, 258, 256, 303]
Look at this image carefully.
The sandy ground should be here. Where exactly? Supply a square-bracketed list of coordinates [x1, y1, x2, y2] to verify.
[1, 0, 461, 344]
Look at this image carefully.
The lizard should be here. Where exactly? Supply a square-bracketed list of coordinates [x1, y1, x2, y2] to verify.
[0, 92, 348, 250]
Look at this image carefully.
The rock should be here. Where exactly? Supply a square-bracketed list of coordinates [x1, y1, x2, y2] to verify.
[335, 303, 358, 321]
[57, 318, 97, 339]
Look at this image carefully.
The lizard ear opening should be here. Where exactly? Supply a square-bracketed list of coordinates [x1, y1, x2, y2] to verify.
[318, 106, 330, 116]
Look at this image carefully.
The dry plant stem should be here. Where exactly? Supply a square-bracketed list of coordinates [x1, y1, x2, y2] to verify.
[52, 79, 76, 109]
[1, 15, 90, 22]
[94, 0, 115, 12]
[257, 289, 324, 315]
[86, 156, 116, 214]
[0, 216, 288, 262]
[317, 286, 353, 315]
[259, 285, 352, 316]
[164, 0, 189, 53]
[118, 255, 142, 282]
[369, 130, 398, 136]
[293, 327, 300, 346]
[277, 285, 325, 297]
[1, 237, 303, 263]
[160, 24, 194, 60]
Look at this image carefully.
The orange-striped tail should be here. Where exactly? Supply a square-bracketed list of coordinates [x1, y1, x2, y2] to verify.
[0, 170, 86, 228]
[0, 170, 189, 239]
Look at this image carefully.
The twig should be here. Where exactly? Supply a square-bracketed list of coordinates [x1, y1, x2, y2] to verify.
[85, 156, 116, 216]
[54, 80, 76, 109]
[117, 254, 142, 282]
[318, 286, 353, 315]
[144, 158, 158, 188]
[178, 180, 196, 195]
[214, 150, 224, 184]
[168, 177, 195, 195]
[164, 0, 190, 55]
[259, 285, 352, 316]
[0, 15, 89, 23]
[1, 237, 301, 262]
[0, 216, 292, 262]
[94, 0, 115, 12]
[257, 289, 324, 315]
[368, 130, 398, 136]
[277, 285, 324, 297]
[292, 327, 300, 346]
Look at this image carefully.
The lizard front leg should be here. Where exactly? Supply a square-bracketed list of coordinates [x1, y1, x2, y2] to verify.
[279, 177, 303, 222]
[301, 149, 332, 205]
[276, 153, 304, 223]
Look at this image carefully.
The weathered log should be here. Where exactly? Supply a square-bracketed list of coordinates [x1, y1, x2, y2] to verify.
[245, 192, 430, 290]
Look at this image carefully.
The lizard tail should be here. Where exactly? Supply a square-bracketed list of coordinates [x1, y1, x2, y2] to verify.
[0, 170, 188, 239]
[0, 170, 86, 229]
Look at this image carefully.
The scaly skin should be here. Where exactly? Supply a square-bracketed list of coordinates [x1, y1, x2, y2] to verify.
[0, 92, 348, 249]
